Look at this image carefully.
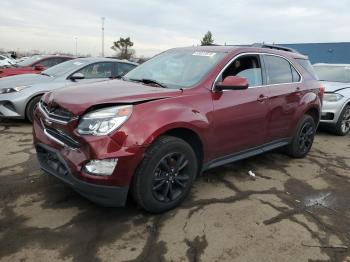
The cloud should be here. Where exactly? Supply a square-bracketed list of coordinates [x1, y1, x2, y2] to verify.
[0, 0, 349, 57]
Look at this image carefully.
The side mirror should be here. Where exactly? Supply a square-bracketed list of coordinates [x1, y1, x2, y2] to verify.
[70, 72, 85, 81]
[214, 76, 249, 92]
[34, 64, 44, 71]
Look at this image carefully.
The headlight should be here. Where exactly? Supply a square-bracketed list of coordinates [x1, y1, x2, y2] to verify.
[0, 85, 30, 94]
[77, 105, 133, 136]
[323, 93, 344, 102]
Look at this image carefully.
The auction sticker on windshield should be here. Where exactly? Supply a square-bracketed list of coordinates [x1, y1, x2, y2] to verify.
[192, 52, 217, 57]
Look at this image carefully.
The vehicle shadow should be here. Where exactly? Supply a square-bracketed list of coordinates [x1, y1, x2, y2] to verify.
[0, 118, 30, 126]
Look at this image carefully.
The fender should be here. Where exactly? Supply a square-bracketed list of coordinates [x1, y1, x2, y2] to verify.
[112, 92, 213, 155]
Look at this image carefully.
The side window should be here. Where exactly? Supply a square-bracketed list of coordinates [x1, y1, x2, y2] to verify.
[50, 58, 66, 66]
[221, 55, 263, 87]
[264, 55, 296, 84]
[117, 63, 136, 76]
[60, 58, 71, 63]
[291, 66, 301, 82]
[39, 58, 60, 68]
[37, 59, 50, 67]
[76, 62, 113, 79]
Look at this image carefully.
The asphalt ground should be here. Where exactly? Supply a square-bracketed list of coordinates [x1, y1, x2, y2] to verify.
[0, 120, 349, 262]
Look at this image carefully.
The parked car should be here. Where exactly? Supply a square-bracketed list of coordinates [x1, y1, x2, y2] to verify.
[0, 57, 138, 122]
[313, 64, 350, 135]
[15, 56, 29, 63]
[33, 45, 323, 213]
[0, 55, 73, 78]
[0, 54, 16, 67]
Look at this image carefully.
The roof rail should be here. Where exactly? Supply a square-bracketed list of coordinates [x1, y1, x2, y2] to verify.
[251, 43, 299, 53]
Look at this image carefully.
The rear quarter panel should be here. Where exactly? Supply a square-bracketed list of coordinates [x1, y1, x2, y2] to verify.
[288, 78, 322, 136]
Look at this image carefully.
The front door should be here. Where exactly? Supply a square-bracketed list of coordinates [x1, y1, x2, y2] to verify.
[66, 62, 116, 86]
[211, 54, 270, 158]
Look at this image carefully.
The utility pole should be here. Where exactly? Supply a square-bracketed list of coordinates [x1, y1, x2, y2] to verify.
[75, 37, 78, 56]
[101, 17, 105, 57]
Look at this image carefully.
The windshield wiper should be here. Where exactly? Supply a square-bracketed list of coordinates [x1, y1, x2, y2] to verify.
[40, 72, 51, 77]
[130, 78, 168, 88]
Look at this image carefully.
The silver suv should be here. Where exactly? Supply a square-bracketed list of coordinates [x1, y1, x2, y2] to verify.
[314, 63, 350, 135]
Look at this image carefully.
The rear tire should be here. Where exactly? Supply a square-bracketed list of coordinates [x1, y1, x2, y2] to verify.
[333, 105, 350, 136]
[286, 115, 316, 158]
[26, 96, 42, 123]
[131, 136, 198, 213]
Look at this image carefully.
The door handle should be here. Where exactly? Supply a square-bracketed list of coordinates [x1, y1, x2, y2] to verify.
[257, 95, 268, 102]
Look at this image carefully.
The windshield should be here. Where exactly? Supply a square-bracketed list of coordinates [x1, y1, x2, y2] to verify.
[17, 55, 43, 67]
[42, 59, 89, 77]
[124, 50, 226, 88]
[314, 65, 350, 83]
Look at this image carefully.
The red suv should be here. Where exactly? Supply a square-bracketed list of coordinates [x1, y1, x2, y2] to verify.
[0, 55, 73, 78]
[33, 45, 323, 213]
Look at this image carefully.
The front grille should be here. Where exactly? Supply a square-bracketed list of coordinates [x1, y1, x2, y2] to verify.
[43, 123, 81, 148]
[41, 101, 74, 122]
[36, 145, 70, 177]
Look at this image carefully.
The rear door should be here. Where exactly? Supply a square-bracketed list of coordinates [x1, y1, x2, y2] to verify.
[211, 54, 271, 158]
[262, 54, 302, 141]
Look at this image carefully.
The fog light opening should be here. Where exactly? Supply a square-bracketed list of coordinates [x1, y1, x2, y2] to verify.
[84, 158, 118, 176]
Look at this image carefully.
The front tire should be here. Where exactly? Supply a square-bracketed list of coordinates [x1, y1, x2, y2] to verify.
[333, 105, 350, 136]
[132, 136, 198, 213]
[26, 95, 42, 123]
[286, 115, 316, 158]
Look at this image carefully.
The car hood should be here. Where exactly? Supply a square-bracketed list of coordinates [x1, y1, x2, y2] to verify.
[43, 79, 183, 116]
[0, 73, 54, 89]
[321, 81, 350, 93]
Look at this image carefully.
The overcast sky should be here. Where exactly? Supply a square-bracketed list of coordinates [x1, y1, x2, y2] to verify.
[1, 0, 350, 57]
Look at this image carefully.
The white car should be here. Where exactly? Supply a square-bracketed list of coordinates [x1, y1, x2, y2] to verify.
[314, 63, 350, 136]
[16, 56, 29, 63]
[0, 55, 16, 67]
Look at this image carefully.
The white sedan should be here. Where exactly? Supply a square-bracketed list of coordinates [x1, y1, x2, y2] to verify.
[0, 55, 16, 67]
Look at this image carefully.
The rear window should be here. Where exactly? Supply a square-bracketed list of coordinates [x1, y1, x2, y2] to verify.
[296, 58, 318, 79]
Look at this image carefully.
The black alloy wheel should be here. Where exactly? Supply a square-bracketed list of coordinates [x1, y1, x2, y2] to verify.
[132, 136, 198, 213]
[152, 152, 190, 203]
[298, 122, 315, 155]
[286, 115, 316, 158]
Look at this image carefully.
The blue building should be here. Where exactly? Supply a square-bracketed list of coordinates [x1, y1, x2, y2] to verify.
[280, 42, 350, 64]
